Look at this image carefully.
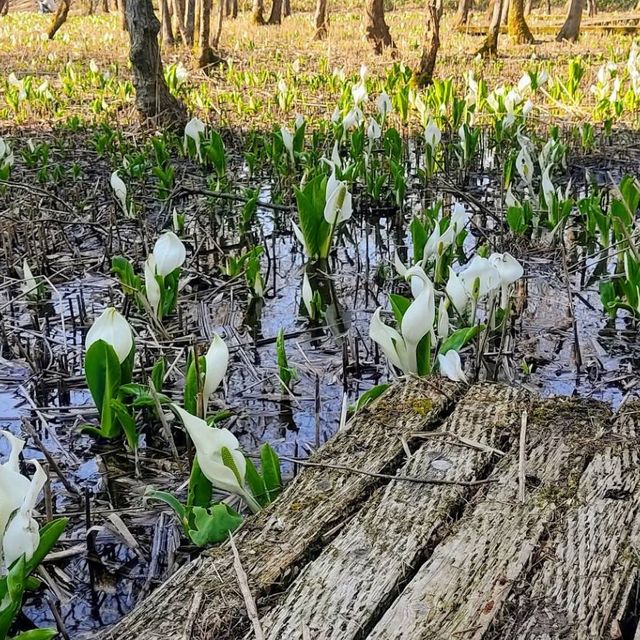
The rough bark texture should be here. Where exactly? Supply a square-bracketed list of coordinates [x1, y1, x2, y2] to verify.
[119, 0, 128, 30]
[125, 0, 187, 127]
[313, 0, 328, 39]
[283, 0, 291, 18]
[171, 0, 189, 44]
[102, 0, 110, 12]
[508, 0, 534, 43]
[211, 0, 225, 51]
[267, 0, 283, 24]
[258, 385, 527, 639]
[252, 0, 265, 24]
[417, 0, 441, 86]
[197, 0, 215, 67]
[99, 381, 640, 640]
[47, 0, 70, 40]
[455, 0, 472, 27]
[477, 0, 502, 56]
[556, 0, 583, 41]
[184, 0, 195, 44]
[365, 0, 394, 54]
[100, 378, 461, 640]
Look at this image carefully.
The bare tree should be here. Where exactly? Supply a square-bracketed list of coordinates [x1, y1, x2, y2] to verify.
[252, 0, 265, 23]
[185, 0, 196, 44]
[508, 0, 534, 43]
[172, 0, 190, 42]
[211, 0, 224, 49]
[556, 0, 583, 41]
[365, 0, 394, 54]
[283, 0, 290, 17]
[197, 0, 215, 66]
[0, 0, 8, 13]
[455, 0, 472, 27]
[48, 0, 71, 39]
[417, 0, 440, 86]
[125, 0, 187, 126]
[119, 0, 129, 30]
[314, 0, 328, 39]
[476, 0, 503, 57]
[160, 0, 175, 44]
[268, 0, 283, 24]
[586, 0, 597, 16]
[103, 0, 110, 12]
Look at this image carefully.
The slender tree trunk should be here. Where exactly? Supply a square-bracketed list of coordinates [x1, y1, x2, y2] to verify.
[197, 0, 216, 66]
[48, 0, 70, 39]
[283, 0, 290, 17]
[476, 0, 502, 57]
[500, 0, 509, 24]
[546, 0, 550, 13]
[185, 0, 196, 44]
[231, 0, 237, 17]
[508, 0, 534, 42]
[103, 0, 110, 12]
[120, 0, 128, 30]
[85, 0, 95, 16]
[313, 0, 328, 38]
[0, 0, 9, 14]
[211, 0, 224, 48]
[365, 0, 394, 54]
[172, 0, 189, 42]
[161, 0, 175, 44]
[125, 0, 187, 126]
[417, 0, 440, 86]
[586, 0, 596, 16]
[455, 0, 472, 27]
[252, 0, 265, 23]
[268, 0, 283, 24]
[556, 0, 582, 41]
[524, 0, 531, 15]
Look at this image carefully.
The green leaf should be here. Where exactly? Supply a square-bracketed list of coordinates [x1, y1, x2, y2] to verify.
[24, 518, 68, 577]
[188, 504, 242, 547]
[0, 557, 26, 637]
[151, 358, 166, 392]
[110, 399, 138, 451]
[352, 383, 391, 413]
[111, 256, 141, 296]
[294, 174, 331, 259]
[260, 444, 282, 502]
[145, 489, 188, 531]
[85, 340, 122, 438]
[245, 458, 269, 507]
[10, 628, 58, 640]
[187, 457, 212, 517]
[439, 325, 483, 355]
[184, 355, 201, 416]
[388, 293, 411, 325]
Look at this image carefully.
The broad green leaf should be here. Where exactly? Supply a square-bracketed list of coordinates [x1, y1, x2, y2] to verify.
[11, 628, 58, 640]
[439, 325, 483, 355]
[260, 444, 282, 502]
[245, 458, 269, 507]
[187, 457, 212, 517]
[352, 383, 391, 413]
[151, 358, 166, 392]
[110, 399, 138, 450]
[145, 489, 188, 530]
[389, 293, 411, 325]
[188, 504, 242, 547]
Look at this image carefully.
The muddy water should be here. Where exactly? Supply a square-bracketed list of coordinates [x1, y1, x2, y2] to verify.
[1, 149, 639, 637]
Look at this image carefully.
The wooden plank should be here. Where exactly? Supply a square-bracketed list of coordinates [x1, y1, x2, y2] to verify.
[365, 398, 612, 640]
[499, 400, 640, 640]
[255, 384, 528, 640]
[101, 377, 461, 640]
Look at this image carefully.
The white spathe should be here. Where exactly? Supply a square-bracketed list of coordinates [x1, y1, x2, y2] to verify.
[376, 91, 392, 118]
[459, 255, 501, 300]
[281, 126, 294, 163]
[172, 405, 259, 512]
[144, 256, 161, 319]
[2, 460, 46, 568]
[85, 307, 133, 364]
[110, 171, 128, 216]
[369, 308, 409, 372]
[445, 267, 469, 315]
[184, 117, 206, 162]
[302, 272, 314, 318]
[402, 266, 436, 374]
[203, 333, 229, 408]
[324, 176, 352, 226]
[21, 259, 38, 299]
[424, 120, 441, 149]
[438, 350, 467, 383]
[152, 232, 186, 277]
[489, 252, 524, 308]
[0, 432, 31, 553]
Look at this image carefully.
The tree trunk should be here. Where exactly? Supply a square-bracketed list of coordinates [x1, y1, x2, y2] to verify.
[252, 0, 265, 24]
[365, 0, 394, 54]
[507, 0, 534, 43]
[230, 0, 237, 17]
[500, 0, 508, 24]
[120, 0, 128, 30]
[283, 0, 290, 17]
[103, 0, 110, 12]
[185, 0, 196, 44]
[455, 0, 472, 27]
[172, 0, 189, 42]
[417, 0, 440, 86]
[125, 0, 187, 127]
[48, 0, 70, 39]
[556, 0, 582, 41]
[313, 0, 328, 38]
[197, 0, 216, 66]
[211, 0, 224, 49]
[0, 0, 9, 15]
[161, 0, 175, 44]
[586, 0, 596, 16]
[268, 0, 282, 24]
[524, 0, 531, 15]
[476, 0, 502, 57]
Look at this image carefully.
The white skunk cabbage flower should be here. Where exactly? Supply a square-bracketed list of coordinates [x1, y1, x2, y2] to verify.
[144, 256, 161, 319]
[393, 252, 427, 299]
[515, 145, 534, 185]
[451, 202, 469, 233]
[352, 81, 368, 106]
[281, 126, 294, 163]
[152, 232, 186, 277]
[369, 308, 409, 372]
[445, 267, 469, 315]
[342, 107, 364, 131]
[541, 165, 555, 210]
[184, 117, 206, 162]
[489, 252, 524, 309]
[203, 333, 229, 408]
[0, 432, 31, 549]
[172, 405, 259, 512]
[437, 298, 450, 341]
[21, 259, 38, 299]
[110, 171, 129, 216]
[367, 118, 382, 141]
[3, 460, 47, 568]
[402, 266, 436, 374]
[291, 221, 308, 256]
[294, 113, 305, 130]
[302, 272, 314, 318]
[324, 175, 352, 226]
[376, 91, 392, 119]
[459, 255, 501, 300]
[424, 120, 441, 149]
[86, 308, 133, 364]
[438, 350, 467, 383]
